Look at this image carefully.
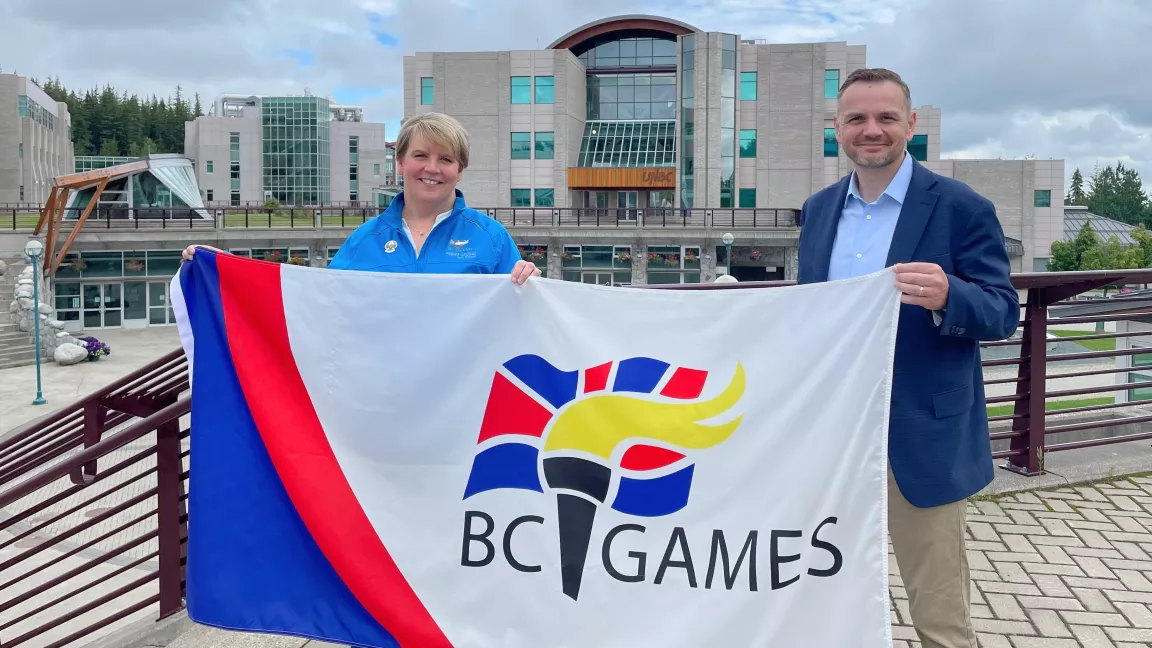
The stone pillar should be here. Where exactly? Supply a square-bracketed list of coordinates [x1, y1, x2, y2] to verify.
[631, 238, 648, 285]
[784, 245, 799, 281]
[701, 239, 717, 282]
[547, 238, 564, 279]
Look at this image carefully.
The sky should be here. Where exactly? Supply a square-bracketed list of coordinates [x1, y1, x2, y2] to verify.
[1, 0, 1149, 195]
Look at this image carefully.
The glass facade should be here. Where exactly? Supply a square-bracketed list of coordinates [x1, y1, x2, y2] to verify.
[511, 77, 531, 104]
[74, 156, 135, 173]
[230, 132, 240, 205]
[739, 129, 756, 158]
[511, 132, 531, 159]
[133, 171, 191, 208]
[739, 72, 757, 101]
[825, 69, 840, 99]
[720, 34, 737, 208]
[586, 73, 676, 120]
[420, 78, 433, 105]
[535, 188, 554, 207]
[349, 136, 359, 201]
[577, 37, 677, 68]
[646, 245, 701, 284]
[535, 132, 554, 159]
[562, 245, 633, 285]
[1034, 189, 1051, 208]
[53, 250, 187, 329]
[739, 188, 756, 208]
[17, 95, 56, 130]
[680, 34, 695, 208]
[577, 120, 676, 167]
[511, 189, 531, 206]
[824, 128, 839, 157]
[261, 96, 331, 205]
[535, 76, 555, 104]
[907, 134, 927, 161]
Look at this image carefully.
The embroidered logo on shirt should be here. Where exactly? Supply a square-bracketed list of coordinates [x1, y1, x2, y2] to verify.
[449, 239, 469, 247]
[446, 239, 477, 260]
[384, 240, 398, 253]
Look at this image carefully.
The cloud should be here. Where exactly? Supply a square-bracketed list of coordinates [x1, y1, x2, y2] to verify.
[0, 0, 1146, 193]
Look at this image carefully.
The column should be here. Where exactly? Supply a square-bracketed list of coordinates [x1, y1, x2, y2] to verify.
[784, 245, 799, 281]
[701, 240, 717, 282]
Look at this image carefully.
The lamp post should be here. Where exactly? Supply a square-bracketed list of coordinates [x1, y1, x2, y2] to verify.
[24, 239, 46, 406]
[721, 232, 735, 277]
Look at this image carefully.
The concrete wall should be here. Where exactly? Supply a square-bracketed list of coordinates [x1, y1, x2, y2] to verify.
[0, 74, 74, 204]
[184, 110, 262, 204]
[330, 121, 388, 203]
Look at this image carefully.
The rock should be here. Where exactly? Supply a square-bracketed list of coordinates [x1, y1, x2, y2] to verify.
[16, 297, 32, 309]
[45, 318, 63, 328]
[8, 300, 17, 314]
[18, 266, 32, 278]
[14, 286, 32, 299]
[38, 302, 52, 315]
[0, 259, 6, 276]
[54, 343, 88, 366]
[17, 278, 32, 286]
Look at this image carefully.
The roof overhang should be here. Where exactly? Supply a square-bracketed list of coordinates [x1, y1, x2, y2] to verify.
[548, 14, 698, 51]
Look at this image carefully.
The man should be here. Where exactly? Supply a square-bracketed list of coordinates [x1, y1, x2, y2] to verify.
[796, 68, 1019, 648]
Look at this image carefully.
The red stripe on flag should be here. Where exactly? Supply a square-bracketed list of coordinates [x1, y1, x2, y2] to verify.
[477, 372, 553, 443]
[660, 367, 708, 399]
[217, 254, 452, 648]
[584, 362, 611, 393]
[620, 445, 687, 471]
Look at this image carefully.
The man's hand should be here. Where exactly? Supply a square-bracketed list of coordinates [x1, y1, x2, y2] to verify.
[893, 262, 949, 311]
[510, 260, 541, 285]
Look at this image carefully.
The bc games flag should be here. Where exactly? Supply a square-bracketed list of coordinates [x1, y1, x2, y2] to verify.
[171, 250, 901, 648]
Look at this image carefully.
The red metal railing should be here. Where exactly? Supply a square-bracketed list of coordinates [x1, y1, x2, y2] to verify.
[0, 350, 188, 648]
[4, 269, 1152, 646]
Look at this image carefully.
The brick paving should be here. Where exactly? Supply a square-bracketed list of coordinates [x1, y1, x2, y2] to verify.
[888, 475, 1152, 647]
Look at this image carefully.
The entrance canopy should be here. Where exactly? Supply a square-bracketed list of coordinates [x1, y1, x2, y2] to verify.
[35, 154, 207, 276]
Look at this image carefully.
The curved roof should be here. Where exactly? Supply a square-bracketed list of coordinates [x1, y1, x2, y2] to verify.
[547, 14, 699, 50]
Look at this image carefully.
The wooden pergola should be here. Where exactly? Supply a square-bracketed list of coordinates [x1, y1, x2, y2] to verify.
[34, 160, 148, 277]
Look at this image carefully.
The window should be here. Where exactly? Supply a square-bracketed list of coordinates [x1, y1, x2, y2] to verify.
[740, 72, 757, 101]
[18, 143, 23, 158]
[680, 34, 695, 209]
[535, 188, 554, 207]
[511, 77, 531, 104]
[511, 132, 531, 159]
[576, 37, 677, 68]
[825, 69, 840, 100]
[206, 189, 214, 202]
[645, 246, 701, 284]
[739, 188, 756, 208]
[739, 130, 756, 158]
[511, 188, 531, 206]
[1034, 189, 1052, 208]
[907, 134, 927, 161]
[561, 245, 633, 285]
[420, 78, 433, 105]
[535, 132, 554, 159]
[824, 128, 838, 157]
[230, 191, 240, 206]
[19, 185, 24, 201]
[586, 72, 677, 120]
[578, 120, 676, 167]
[720, 38, 736, 209]
[229, 132, 240, 192]
[374, 163, 380, 176]
[206, 160, 213, 173]
[535, 76, 555, 104]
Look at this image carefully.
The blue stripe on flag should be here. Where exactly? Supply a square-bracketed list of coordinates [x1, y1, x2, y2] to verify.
[610, 464, 695, 517]
[502, 354, 578, 409]
[463, 442, 543, 498]
[612, 357, 670, 394]
[181, 253, 399, 647]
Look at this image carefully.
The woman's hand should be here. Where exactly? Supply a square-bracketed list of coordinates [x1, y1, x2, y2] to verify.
[181, 244, 223, 261]
[510, 260, 541, 285]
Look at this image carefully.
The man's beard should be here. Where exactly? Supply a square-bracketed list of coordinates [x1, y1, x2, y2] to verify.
[848, 141, 901, 169]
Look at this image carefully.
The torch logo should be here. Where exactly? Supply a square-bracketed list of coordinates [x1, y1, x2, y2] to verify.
[462, 355, 746, 600]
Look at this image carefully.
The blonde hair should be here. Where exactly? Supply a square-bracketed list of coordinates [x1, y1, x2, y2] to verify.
[395, 112, 470, 171]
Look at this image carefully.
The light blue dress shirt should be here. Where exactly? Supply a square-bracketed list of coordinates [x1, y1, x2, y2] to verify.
[827, 150, 914, 281]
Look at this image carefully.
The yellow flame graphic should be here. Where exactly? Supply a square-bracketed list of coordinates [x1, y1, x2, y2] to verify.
[543, 363, 746, 460]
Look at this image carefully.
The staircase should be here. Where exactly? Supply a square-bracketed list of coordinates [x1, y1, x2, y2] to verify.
[0, 263, 52, 369]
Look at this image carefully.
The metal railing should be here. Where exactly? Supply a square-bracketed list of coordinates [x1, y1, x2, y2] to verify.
[0, 350, 188, 648]
[3, 206, 801, 232]
[4, 269, 1152, 646]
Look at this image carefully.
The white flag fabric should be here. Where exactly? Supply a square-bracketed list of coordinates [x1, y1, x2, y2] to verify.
[173, 251, 900, 648]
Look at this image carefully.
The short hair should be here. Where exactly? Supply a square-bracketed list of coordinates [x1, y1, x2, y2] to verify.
[395, 112, 471, 171]
[837, 68, 912, 117]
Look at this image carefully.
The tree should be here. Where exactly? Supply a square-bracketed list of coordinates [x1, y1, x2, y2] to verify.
[1066, 168, 1088, 205]
[1086, 162, 1152, 226]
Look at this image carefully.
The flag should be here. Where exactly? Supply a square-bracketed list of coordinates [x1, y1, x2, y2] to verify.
[171, 251, 901, 648]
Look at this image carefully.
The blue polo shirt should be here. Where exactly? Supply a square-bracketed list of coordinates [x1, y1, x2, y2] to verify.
[328, 190, 522, 275]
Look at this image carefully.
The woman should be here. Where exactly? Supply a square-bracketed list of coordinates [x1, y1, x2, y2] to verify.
[182, 112, 541, 285]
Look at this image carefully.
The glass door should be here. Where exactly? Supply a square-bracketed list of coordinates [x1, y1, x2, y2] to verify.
[581, 272, 614, 286]
[123, 281, 148, 328]
[617, 191, 638, 222]
[149, 282, 174, 325]
[81, 283, 123, 328]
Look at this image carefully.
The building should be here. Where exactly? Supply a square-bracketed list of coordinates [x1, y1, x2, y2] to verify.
[0, 73, 74, 204]
[184, 93, 389, 206]
[402, 14, 1065, 278]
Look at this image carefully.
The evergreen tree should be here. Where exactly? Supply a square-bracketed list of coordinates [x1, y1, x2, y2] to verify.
[1086, 162, 1152, 226]
[1065, 168, 1088, 205]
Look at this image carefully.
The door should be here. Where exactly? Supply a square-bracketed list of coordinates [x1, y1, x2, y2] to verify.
[617, 191, 638, 221]
[581, 272, 613, 286]
[149, 282, 175, 325]
[123, 281, 148, 328]
[82, 283, 123, 329]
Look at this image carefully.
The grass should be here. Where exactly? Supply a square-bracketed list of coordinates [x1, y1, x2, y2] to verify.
[986, 396, 1115, 418]
[1049, 329, 1116, 352]
[1, 213, 41, 230]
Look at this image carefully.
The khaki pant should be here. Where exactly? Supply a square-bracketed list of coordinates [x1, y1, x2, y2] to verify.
[888, 468, 977, 648]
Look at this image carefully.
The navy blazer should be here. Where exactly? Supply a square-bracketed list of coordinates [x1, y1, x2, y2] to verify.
[797, 159, 1020, 508]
